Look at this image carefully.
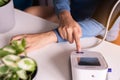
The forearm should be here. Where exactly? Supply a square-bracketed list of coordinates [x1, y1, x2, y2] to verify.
[59, 10, 73, 22]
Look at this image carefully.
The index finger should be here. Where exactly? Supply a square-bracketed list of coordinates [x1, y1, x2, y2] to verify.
[11, 34, 26, 41]
[73, 31, 81, 52]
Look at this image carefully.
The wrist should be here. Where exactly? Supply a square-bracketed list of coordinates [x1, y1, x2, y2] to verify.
[46, 31, 58, 43]
[37, 31, 57, 45]
[59, 10, 73, 20]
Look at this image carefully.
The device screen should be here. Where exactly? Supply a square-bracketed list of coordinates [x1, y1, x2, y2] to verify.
[78, 57, 100, 66]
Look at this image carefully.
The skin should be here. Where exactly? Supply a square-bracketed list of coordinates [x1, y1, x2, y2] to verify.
[12, 6, 82, 53]
[25, 6, 59, 23]
[12, 31, 57, 52]
[58, 10, 82, 52]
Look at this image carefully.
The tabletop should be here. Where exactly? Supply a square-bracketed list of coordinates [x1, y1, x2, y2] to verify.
[0, 9, 120, 80]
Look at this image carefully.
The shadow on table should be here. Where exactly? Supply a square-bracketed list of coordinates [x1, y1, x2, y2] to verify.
[50, 49, 74, 80]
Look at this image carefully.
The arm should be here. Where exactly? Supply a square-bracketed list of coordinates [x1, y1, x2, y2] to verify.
[53, 0, 82, 52]
[11, 18, 104, 53]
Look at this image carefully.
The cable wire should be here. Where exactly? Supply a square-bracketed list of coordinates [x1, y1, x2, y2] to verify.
[83, 0, 120, 49]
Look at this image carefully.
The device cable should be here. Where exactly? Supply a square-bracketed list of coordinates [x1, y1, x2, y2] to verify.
[83, 0, 120, 49]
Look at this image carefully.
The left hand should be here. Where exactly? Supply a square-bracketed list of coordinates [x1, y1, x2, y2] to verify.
[11, 31, 57, 53]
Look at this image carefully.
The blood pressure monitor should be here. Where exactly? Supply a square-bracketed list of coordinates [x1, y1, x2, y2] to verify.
[70, 51, 108, 80]
[70, 1, 119, 80]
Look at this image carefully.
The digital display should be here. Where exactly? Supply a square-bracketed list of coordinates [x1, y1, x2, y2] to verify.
[78, 57, 100, 66]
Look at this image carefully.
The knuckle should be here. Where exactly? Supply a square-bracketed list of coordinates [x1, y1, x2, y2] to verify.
[73, 27, 78, 30]
[58, 28, 62, 33]
[66, 27, 72, 32]
[63, 27, 66, 30]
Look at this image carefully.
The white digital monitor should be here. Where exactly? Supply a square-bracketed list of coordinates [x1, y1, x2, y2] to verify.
[70, 50, 108, 80]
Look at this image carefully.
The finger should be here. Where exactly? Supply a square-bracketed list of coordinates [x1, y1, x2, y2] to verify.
[66, 28, 73, 43]
[58, 27, 67, 40]
[62, 27, 67, 40]
[73, 31, 81, 52]
[58, 28, 64, 39]
[11, 34, 26, 41]
[11, 36, 23, 41]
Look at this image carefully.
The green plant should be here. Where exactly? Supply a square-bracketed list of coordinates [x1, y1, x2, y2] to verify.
[0, 0, 10, 7]
[0, 39, 37, 80]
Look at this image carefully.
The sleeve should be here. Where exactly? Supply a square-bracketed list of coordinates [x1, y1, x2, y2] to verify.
[53, 18, 105, 43]
[53, 0, 70, 15]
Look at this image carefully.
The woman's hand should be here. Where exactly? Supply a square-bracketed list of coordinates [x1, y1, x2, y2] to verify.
[58, 11, 82, 52]
[11, 31, 57, 53]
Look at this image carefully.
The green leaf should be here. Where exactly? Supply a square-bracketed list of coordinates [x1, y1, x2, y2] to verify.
[0, 64, 9, 75]
[17, 70, 28, 80]
[3, 0, 9, 3]
[0, 49, 10, 58]
[22, 38, 26, 48]
[9, 73, 19, 80]
[11, 39, 26, 54]
[2, 55, 20, 69]
[5, 73, 13, 79]
[3, 45, 16, 54]
[17, 58, 36, 72]
[0, 0, 6, 6]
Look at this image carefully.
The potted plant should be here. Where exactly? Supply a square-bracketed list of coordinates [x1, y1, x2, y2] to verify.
[0, 0, 15, 33]
[0, 39, 37, 80]
[0, 0, 9, 6]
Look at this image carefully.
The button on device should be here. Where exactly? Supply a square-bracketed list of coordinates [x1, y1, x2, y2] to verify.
[76, 51, 84, 54]
[108, 68, 112, 72]
[91, 75, 95, 78]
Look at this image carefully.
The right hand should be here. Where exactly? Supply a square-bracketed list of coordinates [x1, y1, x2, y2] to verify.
[58, 11, 82, 52]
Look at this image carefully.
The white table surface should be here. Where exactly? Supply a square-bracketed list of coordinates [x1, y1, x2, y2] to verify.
[0, 9, 120, 80]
